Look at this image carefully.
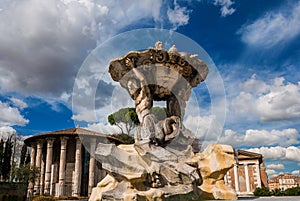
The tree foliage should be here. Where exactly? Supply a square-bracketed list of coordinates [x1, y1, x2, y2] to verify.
[25, 153, 30, 165]
[271, 188, 284, 196]
[151, 107, 167, 121]
[284, 187, 300, 196]
[0, 133, 31, 183]
[111, 133, 135, 144]
[254, 187, 272, 196]
[108, 108, 139, 135]
[13, 163, 38, 183]
[19, 144, 27, 168]
[2, 137, 13, 181]
[0, 139, 4, 178]
[254, 186, 300, 196]
[108, 107, 167, 135]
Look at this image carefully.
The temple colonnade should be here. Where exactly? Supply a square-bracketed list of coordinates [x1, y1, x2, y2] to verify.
[25, 127, 120, 198]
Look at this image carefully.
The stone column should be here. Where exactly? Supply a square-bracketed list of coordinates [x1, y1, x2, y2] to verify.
[58, 137, 68, 196]
[27, 142, 36, 199]
[224, 172, 228, 185]
[72, 137, 82, 197]
[50, 164, 55, 196]
[88, 138, 97, 196]
[40, 159, 45, 195]
[44, 138, 55, 195]
[233, 163, 239, 193]
[255, 163, 262, 188]
[30, 143, 37, 167]
[244, 163, 251, 193]
[34, 139, 44, 195]
[226, 171, 232, 185]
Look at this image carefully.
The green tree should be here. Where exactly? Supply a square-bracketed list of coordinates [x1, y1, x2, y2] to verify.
[151, 107, 168, 121]
[111, 133, 135, 144]
[25, 152, 30, 165]
[14, 163, 39, 183]
[108, 107, 167, 135]
[2, 136, 13, 181]
[19, 144, 27, 167]
[0, 139, 4, 178]
[108, 107, 139, 135]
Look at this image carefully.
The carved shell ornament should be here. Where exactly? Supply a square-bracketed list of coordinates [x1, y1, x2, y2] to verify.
[108, 41, 209, 102]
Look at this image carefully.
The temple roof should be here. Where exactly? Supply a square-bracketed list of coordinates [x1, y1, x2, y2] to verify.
[237, 149, 263, 162]
[24, 127, 123, 146]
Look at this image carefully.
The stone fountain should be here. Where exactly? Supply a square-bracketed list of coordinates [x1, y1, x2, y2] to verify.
[89, 42, 237, 201]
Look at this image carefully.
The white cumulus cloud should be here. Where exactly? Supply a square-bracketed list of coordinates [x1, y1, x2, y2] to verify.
[291, 170, 300, 175]
[167, 0, 190, 29]
[0, 126, 16, 139]
[266, 163, 285, 170]
[266, 169, 277, 176]
[213, 0, 236, 17]
[218, 128, 299, 148]
[218, 129, 244, 147]
[72, 110, 97, 122]
[0, 100, 29, 127]
[0, 0, 188, 100]
[232, 75, 300, 122]
[184, 115, 224, 147]
[244, 129, 299, 147]
[85, 122, 121, 135]
[10, 97, 27, 110]
[239, 1, 300, 48]
[248, 146, 300, 162]
[0, 0, 105, 96]
[184, 112, 299, 148]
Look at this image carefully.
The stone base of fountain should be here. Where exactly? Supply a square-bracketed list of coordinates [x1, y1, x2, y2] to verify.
[89, 142, 237, 201]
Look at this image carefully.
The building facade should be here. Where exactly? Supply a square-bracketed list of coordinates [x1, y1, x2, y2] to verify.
[224, 150, 268, 196]
[269, 173, 300, 191]
[24, 127, 121, 199]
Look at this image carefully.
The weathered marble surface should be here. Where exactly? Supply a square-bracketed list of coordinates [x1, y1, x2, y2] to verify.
[196, 144, 238, 200]
[90, 143, 237, 201]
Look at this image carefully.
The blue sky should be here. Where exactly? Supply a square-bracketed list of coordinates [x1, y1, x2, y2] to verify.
[0, 0, 300, 178]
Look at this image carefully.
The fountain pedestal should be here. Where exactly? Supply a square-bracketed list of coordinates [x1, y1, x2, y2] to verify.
[90, 42, 237, 200]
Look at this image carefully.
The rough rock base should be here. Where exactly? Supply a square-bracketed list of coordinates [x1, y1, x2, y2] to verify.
[89, 143, 237, 201]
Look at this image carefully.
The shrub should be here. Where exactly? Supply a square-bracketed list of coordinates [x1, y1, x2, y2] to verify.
[271, 188, 284, 196]
[254, 186, 300, 197]
[32, 196, 88, 201]
[32, 196, 55, 201]
[253, 187, 271, 196]
[0, 194, 25, 201]
[56, 196, 81, 200]
[284, 187, 300, 196]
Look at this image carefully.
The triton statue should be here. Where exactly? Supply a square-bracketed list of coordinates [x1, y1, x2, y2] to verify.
[108, 41, 208, 148]
[90, 42, 237, 201]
